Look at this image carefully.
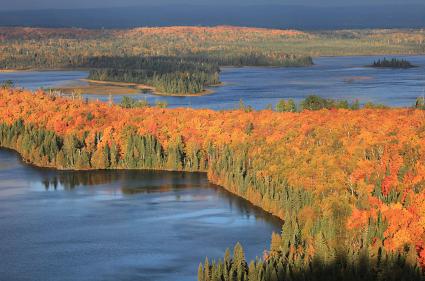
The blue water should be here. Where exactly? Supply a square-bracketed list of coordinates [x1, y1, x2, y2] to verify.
[0, 149, 281, 281]
[1, 55, 424, 109]
[0, 70, 87, 91]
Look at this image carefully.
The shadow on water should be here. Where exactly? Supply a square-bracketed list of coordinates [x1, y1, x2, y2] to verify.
[2, 147, 283, 227]
[37, 169, 209, 191]
[0, 147, 284, 281]
[37, 169, 283, 226]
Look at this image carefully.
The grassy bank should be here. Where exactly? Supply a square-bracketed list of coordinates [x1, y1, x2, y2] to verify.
[56, 79, 217, 97]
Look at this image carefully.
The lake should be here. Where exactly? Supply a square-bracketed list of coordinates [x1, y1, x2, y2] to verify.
[1, 55, 424, 109]
[0, 149, 281, 281]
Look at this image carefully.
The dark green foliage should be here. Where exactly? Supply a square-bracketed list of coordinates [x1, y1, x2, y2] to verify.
[0, 120, 63, 166]
[275, 96, 361, 112]
[198, 244, 249, 281]
[85, 56, 219, 74]
[275, 99, 297, 112]
[363, 102, 388, 109]
[371, 58, 416, 69]
[414, 96, 425, 110]
[0, 120, 205, 172]
[300, 95, 360, 111]
[86, 112, 94, 121]
[185, 52, 313, 67]
[87, 56, 220, 94]
[123, 133, 165, 169]
[200, 243, 424, 281]
[120, 96, 149, 108]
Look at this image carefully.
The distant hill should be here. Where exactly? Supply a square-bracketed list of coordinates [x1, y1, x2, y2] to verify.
[0, 4, 424, 29]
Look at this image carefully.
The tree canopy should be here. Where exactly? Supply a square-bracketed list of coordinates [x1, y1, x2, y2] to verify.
[1, 88, 424, 280]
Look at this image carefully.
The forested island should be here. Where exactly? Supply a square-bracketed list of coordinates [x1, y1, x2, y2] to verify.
[86, 56, 221, 95]
[1, 88, 425, 280]
[370, 58, 417, 69]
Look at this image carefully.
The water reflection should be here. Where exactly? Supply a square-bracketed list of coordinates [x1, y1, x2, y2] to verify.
[0, 148, 281, 281]
[35, 168, 210, 192]
[33, 167, 281, 226]
[121, 184, 206, 195]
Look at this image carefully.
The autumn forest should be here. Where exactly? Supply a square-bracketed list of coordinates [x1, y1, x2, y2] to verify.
[1, 25, 425, 281]
[0, 87, 425, 280]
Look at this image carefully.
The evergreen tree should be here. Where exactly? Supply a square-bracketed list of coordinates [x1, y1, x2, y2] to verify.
[198, 263, 204, 281]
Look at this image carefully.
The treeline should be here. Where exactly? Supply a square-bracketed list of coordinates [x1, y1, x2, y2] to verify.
[85, 55, 311, 94]
[119, 96, 168, 109]
[275, 96, 360, 112]
[272, 95, 388, 112]
[89, 68, 219, 95]
[236, 95, 386, 113]
[184, 52, 313, 67]
[370, 58, 416, 69]
[0, 50, 312, 71]
[273, 95, 424, 113]
[0, 119, 208, 171]
[1, 90, 425, 280]
[198, 243, 424, 281]
[84, 54, 310, 69]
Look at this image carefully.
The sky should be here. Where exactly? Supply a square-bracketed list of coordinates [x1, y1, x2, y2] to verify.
[1, 0, 424, 10]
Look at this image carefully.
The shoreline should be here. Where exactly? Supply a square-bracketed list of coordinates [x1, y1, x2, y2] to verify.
[81, 79, 219, 97]
[315, 53, 425, 59]
[1, 53, 423, 73]
[0, 145, 285, 223]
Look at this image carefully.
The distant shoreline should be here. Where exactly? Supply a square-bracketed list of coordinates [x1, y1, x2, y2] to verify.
[1, 53, 424, 74]
[0, 68, 88, 73]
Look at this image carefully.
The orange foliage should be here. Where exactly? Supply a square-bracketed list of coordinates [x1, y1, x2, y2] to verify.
[120, 25, 306, 41]
[0, 27, 99, 40]
[1, 88, 425, 267]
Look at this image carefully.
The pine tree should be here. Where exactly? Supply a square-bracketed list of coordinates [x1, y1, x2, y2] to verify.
[204, 257, 211, 281]
[198, 263, 204, 281]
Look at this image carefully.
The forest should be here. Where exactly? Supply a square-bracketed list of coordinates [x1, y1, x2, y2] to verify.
[0, 27, 424, 68]
[0, 88, 424, 280]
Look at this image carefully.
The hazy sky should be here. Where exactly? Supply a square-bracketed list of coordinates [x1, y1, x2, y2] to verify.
[1, 0, 424, 10]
